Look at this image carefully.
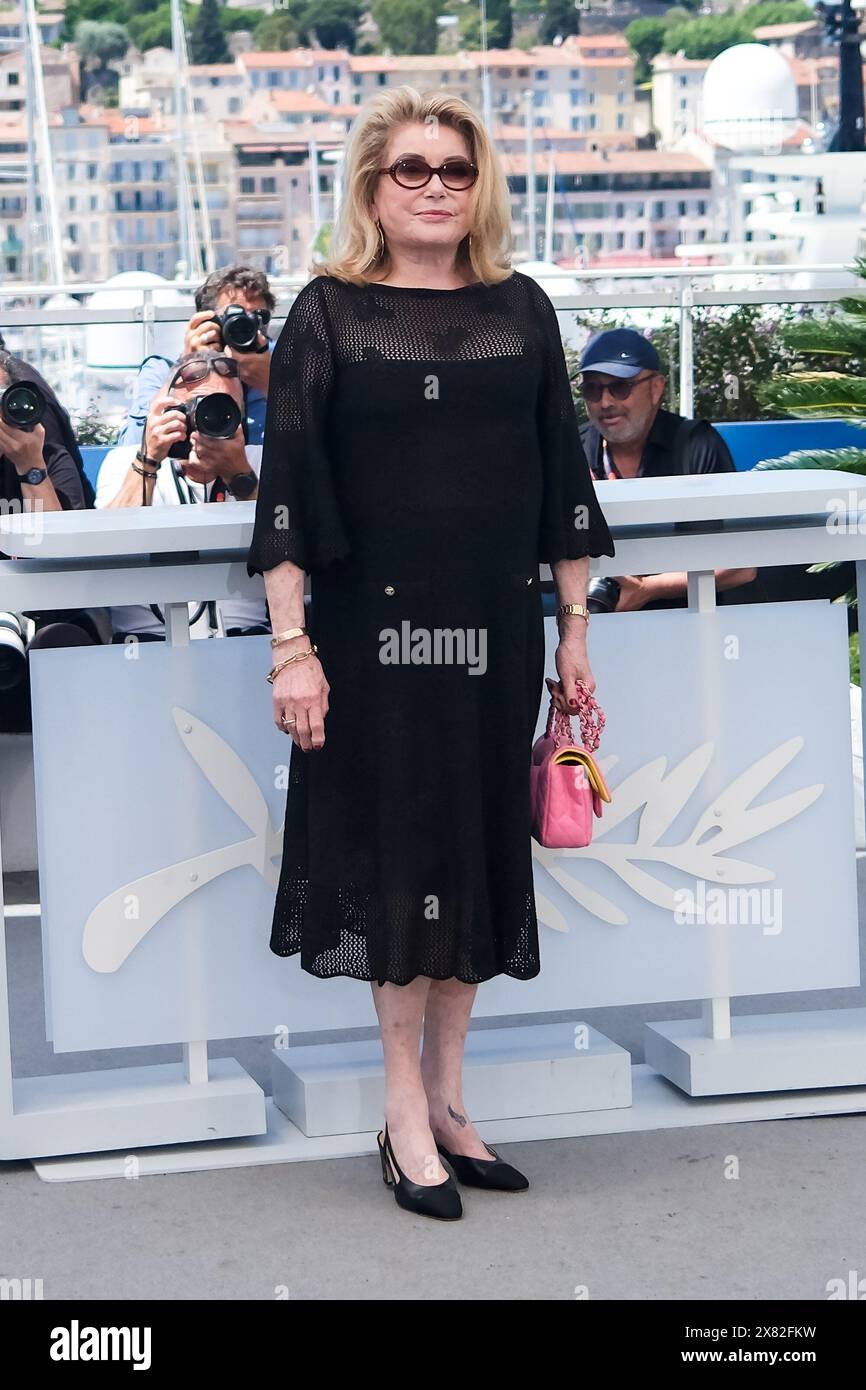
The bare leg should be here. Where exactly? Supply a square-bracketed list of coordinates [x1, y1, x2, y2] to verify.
[371, 978, 450, 1185]
[420, 978, 492, 1160]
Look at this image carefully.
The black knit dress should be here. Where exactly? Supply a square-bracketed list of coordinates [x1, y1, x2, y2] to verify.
[246, 269, 615, 986]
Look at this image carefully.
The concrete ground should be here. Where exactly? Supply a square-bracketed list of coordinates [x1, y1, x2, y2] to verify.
[2, 866, 866, 1302]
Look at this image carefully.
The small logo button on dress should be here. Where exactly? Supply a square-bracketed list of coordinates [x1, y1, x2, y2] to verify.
[384, 585, 395, 595]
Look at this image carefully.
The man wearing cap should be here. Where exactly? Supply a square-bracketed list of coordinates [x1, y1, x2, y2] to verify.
[577, 327, 757, 610]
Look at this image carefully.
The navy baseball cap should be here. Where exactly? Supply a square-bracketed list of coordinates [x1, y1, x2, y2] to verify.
[580, 328, 661, 378]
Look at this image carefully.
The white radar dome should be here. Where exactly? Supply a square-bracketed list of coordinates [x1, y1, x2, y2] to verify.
[702, 43, 799, 151]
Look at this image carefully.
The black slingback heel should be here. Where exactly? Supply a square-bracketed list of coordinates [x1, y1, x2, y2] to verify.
[435, 1137, 529, 1192]
[377, 1123, 463, 1221]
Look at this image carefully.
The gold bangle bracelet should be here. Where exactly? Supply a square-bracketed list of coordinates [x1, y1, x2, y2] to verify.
[270, 626, 308, 647]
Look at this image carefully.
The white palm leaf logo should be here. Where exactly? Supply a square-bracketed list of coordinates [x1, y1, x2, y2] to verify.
[82, 707, 283, 972]
[533, 737, 823, 931]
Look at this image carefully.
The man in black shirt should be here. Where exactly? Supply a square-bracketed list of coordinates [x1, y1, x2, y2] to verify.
[577, 328, 757, 609]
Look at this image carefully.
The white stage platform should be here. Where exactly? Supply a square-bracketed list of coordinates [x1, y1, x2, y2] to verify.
[31, 1066, 866, 1182]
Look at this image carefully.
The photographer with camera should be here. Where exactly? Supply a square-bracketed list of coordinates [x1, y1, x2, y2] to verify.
[0, 352, 103, 733]
[97, 349, 269, 642]
[0, 340, 95, 511]
[577, 329, 758, 613]
[116, 267, 276, 449]
[0, 351, 93, 514]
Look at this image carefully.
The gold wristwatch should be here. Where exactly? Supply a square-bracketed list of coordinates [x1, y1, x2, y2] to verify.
[557, 603, 590, 623]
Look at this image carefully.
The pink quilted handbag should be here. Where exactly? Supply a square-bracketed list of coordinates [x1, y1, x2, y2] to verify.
[530, 685, 611, 848]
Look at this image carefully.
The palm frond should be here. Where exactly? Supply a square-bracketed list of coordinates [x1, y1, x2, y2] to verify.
[757, 371, 866, 417]
[753, 446, 866, 472]
[773, 316, 866, 356]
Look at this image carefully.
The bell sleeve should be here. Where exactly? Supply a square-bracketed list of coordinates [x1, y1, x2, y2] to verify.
[246, 275, 351, 578]
[528, 275, 615, 565]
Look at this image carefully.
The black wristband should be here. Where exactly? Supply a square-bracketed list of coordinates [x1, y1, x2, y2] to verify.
[135, 447, 161, 473]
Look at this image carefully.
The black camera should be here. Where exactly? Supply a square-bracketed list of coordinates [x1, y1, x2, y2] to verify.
[586, 576, 621, 614]
[0, 611, 28, 690]
[0, 381, 45, 431]
[167, 393, 243, 460]
[209, 305, 268, 353]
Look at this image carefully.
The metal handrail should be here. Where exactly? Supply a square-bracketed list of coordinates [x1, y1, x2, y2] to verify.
[0, 262, 856, 297]
[0, 284, 851, 328]
[3, 262, 863, 421]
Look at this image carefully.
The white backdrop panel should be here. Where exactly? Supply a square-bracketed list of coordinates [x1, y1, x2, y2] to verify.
[30, 601, 857, 1050]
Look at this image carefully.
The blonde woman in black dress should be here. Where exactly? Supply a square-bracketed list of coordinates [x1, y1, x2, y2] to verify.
[247, 87, 614, 1221]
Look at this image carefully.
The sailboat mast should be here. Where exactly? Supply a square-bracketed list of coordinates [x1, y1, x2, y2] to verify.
[479, 0, 492, 133]
[544, 147, 555, 262]
[524, 91, 536, 260]
[24, 0, 62, 284]
[171, 0, 192, 276]
[308, 137, 321, 252]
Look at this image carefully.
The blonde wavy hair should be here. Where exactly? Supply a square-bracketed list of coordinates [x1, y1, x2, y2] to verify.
[312, 86, 514, 288]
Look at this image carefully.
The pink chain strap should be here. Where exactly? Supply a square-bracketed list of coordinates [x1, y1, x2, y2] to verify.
[546, 683, 605, 753]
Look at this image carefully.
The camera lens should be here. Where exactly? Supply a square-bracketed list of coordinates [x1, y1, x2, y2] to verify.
[586, 577, 621, 614]
[219, 307, 259, 352]
[192, 393, 242, 439]
[0, 382, 45, 431]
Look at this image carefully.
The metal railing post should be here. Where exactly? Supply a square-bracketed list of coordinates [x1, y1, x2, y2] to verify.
[679, 279, 695, 419]
[141, 287, 155, 363]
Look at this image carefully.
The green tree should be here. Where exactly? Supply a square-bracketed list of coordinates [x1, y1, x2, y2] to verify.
[458, 4, 481, 48]
[127, 3, 173, 51]
[75, 19, 129, 97]
[189, 0, 230, 64]
[661, 1, 814, 60]
[539, 0, 579, 46]
[62, 0, 127, 42]
[455, 0, 512, 50]
[75, 17, 129, 66]
[220, 7, 265, 32]
[487, 0, 512, 50]
[371, 0, 441, 55]
[253, 11, 299, 49]
[303, 0, 364, 49]
[662, 14, 751, 61]
[742, 1, 814, 26]
[256, 0, 360, 49]
[625, 17, 668, 85]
